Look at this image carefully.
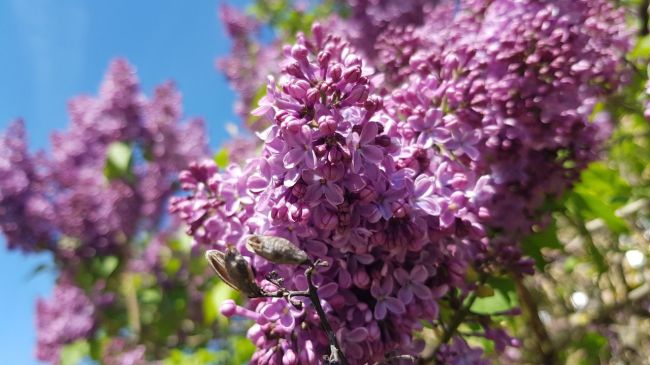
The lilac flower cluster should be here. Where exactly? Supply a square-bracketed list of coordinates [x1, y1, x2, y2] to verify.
[336, 0, 438, 59]
[35, 281, 96, 363]
[1, 59, 207, 259]
[217, 4, 280, 130]
[172, 23, 492, 364]
[0, 121, 55, 251]
[378, 0, 630, 271]
[0, 59, 210, 363]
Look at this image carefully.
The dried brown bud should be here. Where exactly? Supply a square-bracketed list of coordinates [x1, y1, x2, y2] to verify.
[205, 247, 263, 297]
[246, 235, 310, 265]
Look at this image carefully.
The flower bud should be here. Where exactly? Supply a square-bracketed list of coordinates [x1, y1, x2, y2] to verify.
[318, 115, 337, 135]
[291, 44, 309, 61]
[342, 66, 361, 83]
[246, 235, 310, 265]
[285, 62, 304, 78]
[317, 51, 331, 67]
[329, 63, 343, 82]
[306, 88, 320, 104]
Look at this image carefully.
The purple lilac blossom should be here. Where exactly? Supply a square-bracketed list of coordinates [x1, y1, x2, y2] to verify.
[381, 0, 630, 272]
[217, 4, 281, 130]
[337, 0, 438, 59]
[172, 22, 488, 364]
[35, 281, 96, 364]
[1, 59, 208, 260]
[172, 1, 630, 363]
[0, 121, 55, 252]
[1, 59, 210, 363]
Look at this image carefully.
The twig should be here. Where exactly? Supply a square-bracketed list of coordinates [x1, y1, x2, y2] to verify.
[513, 274, 556, 365]
[305, 263, 349, 365]
[438, 292, 478, 346]
[640, 0, 649, 36]
[424, 274, 488, 362]
[257, 262, 349, 365]
[122, 272, 141, 340]
[373, 354, 417, 364]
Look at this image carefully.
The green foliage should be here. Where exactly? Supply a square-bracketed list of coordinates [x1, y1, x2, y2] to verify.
[630, 34, 650, 59]
[165, 349, 226, 365]
[104, 141, 134, 180]
[163, 338, 256, 365]
[249, 0, 338, 40]
[93, 256, 120, 278]
[522, 219, 563, 270]
[203, 281, 239, 327]
[214, 148, 230, 169]
[60, 340, 90, 365]
[470, 277, 518, 315]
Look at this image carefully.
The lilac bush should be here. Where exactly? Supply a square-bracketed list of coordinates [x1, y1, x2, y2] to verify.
[172, 0, 631, 363]
[0, 60, 224, 363]
[2, 0, 645, 364]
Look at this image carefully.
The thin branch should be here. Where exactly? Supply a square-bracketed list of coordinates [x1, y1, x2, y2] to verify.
[513, 274, 556, 365]
[422, 274, 488, 363]
[640, 0, 649, 36]
[257, 262, 348, 365]
[305, 263, 349, 365]
[122, 272, 141, 340]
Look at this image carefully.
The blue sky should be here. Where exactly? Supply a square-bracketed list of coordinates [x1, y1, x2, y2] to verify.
[0, 1, 244, 363]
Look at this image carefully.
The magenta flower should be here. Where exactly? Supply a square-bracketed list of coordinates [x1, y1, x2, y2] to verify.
[413, 174, 441, 216]
[370, 277, 406, 320]
[260, 298, 305, 332]
[394, 265, 431, 304]
[349, 122, 384, 173]
[445, 123, 481, 161]
[283, 125, 318, 169]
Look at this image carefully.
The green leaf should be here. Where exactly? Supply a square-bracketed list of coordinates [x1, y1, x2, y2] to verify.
[470, 277, 518, 314]
[104, 141, 134, 180]
[572, 190, 629, 234]
[214, 148, 230, 169]
[203, 281, 239, 326]
[94, 256, 119, 278]
[231, 336, 256, 364]
[575, 162, 631, 209]
[60, 340, 90, 365]
[630, 35, 650, 59]
[522, 219, 563, 270]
